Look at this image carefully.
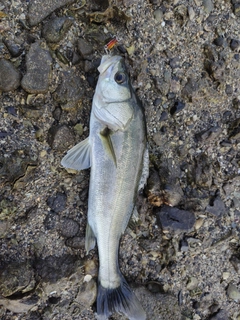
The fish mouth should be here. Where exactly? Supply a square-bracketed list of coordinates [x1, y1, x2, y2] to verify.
[98, 55, 123, 77]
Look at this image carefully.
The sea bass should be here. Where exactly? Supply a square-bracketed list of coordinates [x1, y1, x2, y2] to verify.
[61, 55, 148, 320]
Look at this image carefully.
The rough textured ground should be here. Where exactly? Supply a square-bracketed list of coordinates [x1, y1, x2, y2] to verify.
[0, 0, 240, 319]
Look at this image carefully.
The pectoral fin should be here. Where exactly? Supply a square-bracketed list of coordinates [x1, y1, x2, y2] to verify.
[85, 222, 96, 254]
[99, 128, 117, 167]
[61, 137, 91, 171]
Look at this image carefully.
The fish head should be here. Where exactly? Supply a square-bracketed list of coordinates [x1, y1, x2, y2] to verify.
[93, 55, 134, 131]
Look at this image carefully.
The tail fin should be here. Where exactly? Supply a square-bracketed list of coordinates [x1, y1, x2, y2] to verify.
[97, 276, 146, 320]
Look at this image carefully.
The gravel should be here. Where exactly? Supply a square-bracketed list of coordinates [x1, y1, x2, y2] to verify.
[0, 0, 240, 319]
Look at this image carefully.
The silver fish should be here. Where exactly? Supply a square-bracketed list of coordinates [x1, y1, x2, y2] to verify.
[61, 55, 148, 320]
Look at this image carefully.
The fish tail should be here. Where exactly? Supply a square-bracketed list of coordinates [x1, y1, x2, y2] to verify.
[97, 275, 146, 320]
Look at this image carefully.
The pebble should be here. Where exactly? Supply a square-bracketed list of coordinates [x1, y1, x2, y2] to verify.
[230, 39, 240, 51]
[230, 254, 240, 273]
[21, 41, 52, 94]
[154, 9, 163, 22]
[195, 125, 222, 142]
[213, 36, 225, 47]
[170, 100, 185, 115]
[75, 278, 97, 309]
[186, 276, 198, 290]
[27, 0, 75, 26]
[232, 1, 240, 17]
[208, 309, 228, 320]
[206, 196, 226, 217]
[156, 205, 196, 232]
[203, 0, 214, 14]
[0, 59, 21, 92]
[42, 17, 74, 43]
[43, 210, 59, 230]
[46, 192, 67, 213]
[188, 7, 195, 20]
[48, 124, 75, 151]
[77, 38, 94, 60]
[59, 218, 79, 238]
[2, 37, 23, 57]
[53, 70, 84, 110]
[226, 283, 240, 302]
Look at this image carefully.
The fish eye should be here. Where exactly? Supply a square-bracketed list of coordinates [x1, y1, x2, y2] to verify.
[114, 72, 126, 84]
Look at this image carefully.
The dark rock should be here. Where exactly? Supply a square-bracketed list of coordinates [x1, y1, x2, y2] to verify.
[225, 84, 233, 95]
[153, 98, 162, 107]
[44, 210, 59, 230]
[42, 17, 74, 43]
[21, 41, 52, 94]
[156, 205, 196, 232]
[52, 107, 62, 121]
[117, 45, 127, 54]
[34, 254, 79, 282]
[232, 2, 240, 17]
[213, 36, 225, 47]
[160, 111, 168, 121]
[48, 124, 75, 151]
[146, 281, 165, 293]
[208, 309, 228, 320]
[195, 125, 222, 142]
[188, 153, 212, 188]
[27, 0, 75, 26]
[228, 118, 240, 141]
[230, 39, 240, 51]
[0, 59, 21, 92]
[2, 38, 23, 57]
[206, 196, 226, 217]
[77, 38, 94, 60]
[232, 98, 240, 109]
[170, 100, 185, 115]
[53, 70, 84, 110]
[234, 53, 239, 60]
[59, 218, 79, 237]
[46, 192, 67, 213]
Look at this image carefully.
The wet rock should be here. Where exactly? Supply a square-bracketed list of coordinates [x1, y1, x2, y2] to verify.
[28, 0, 75, 26]
[226, 283, 240, 302]
[208, 309, 228, 320]
[46, 192, 67, 213]
[77, 38, 94, 60]
[156, 205, 196, 232]
[0, 261, 35, 297]
[230, 39, 240, 51]
[21, 41, 52, 94]
[203, 0, 214, 14]
[170, 100, 185, 115]
[47, 124, 75, 151]
[42, 17, 74, 43]
[53, 70, 84, 110]
[75, 278, 97, 309]
[2, 37, 23, 57]
[34, 254, 79, 282]
[59, 218, 79, 237]
[0, 59, 21, 92]
[195, 125, 222, 142]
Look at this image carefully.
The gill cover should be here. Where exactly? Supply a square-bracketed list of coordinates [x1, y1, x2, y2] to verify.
[93, 55, 134, 131]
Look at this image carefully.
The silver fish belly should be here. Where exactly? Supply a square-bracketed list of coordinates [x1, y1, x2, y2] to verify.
[61, 55, 148, 320]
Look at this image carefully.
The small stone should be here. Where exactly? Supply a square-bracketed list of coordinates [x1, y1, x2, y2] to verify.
[188, 7, 195, 20]
[42, 17, 74, 43]
[160, 111, 168, 122]
[21, 41, 52, 94]
[154, 9, 163, 22]
[225, 84, 233, 95]
[203, 0, 214, 14]
[209, 309, 228, 320]
[213, 36, 225, 47]
[186, 277, 198, 290]
[65, 236, 84, 249]
[156, 205, 196, 232]
[75, 278, 97, 309]
[2, 37, 23, 57]
[153, 98, 162, 107]
[43, 210, 58, 230]
[0, 59, 21, 92]
[232, 2, 240, 17]
[47, 192, 67, 213]
[181, 77, 199, 101]
[77, 38, 94, 60]
[226, 283, 240, 302]
[230, 39, 240, 51]
[60, 218, 79, 238]
[229, 255, 240, 273]
[195, 126, 222, 142]
[170, 100, 185, 115]
[28, 0, 75, 26]
[206, 196, 226, 217]
[48, 124, 75, 151]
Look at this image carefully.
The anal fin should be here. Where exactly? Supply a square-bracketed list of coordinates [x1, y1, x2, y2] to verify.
[85, 222, 96, 254]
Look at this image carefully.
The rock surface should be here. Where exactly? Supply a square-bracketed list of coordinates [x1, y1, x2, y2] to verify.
[0, 59, 21, 92]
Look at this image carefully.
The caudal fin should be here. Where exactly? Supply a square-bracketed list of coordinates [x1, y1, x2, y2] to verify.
[97, 276, 146, 320]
